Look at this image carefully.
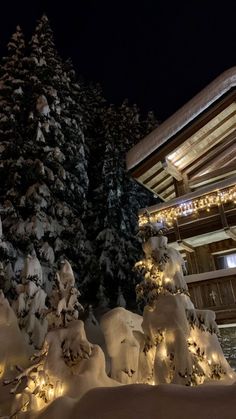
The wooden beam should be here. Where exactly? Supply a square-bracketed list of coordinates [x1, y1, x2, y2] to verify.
[173, 221, 181, 241]
[142, 167, 163, 184]
[177, 240, 195, 253]
[140, 175, 236, 218]
[165, 191, 176, 201]
[217, 151, 236, 168]
[222, 155, 236, 167]
[189, 140, 236, 179]
[161, 186, 176, 200]
[161, 158, 183, 181]
[165, 207, 236, 243]
[148, 174, 171, 191]
[131, 91, 236, 179]
[218, 204, 228, 229]
[177, 109, 236, 172]
[138, 161, 162, 183]
[185, 129, 236, 177]
[224, 227, 236, 241]
[173, 173, 190, 196]
[147, 172, 170, 189]
[189, 164, 236, 188]
[134, 178, 166, 202]
[156, 178, 174, 195]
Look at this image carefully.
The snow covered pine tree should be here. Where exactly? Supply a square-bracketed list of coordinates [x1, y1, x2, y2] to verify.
[0, 25, 28, 293]
[135, 222, 234, 385]
[84, 100, 158, 308]
[0, 16, 89, 330]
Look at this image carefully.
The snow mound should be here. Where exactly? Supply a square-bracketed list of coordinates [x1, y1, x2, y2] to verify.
[34, 382, 236, 419]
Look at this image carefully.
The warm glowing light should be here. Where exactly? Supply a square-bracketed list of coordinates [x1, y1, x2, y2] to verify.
[0, 363, 4, 379]
[139, 185, 236, 226]
[212, 352, 218, 363]
[166, 332, 175, 344]
[47, 386, 54, 401]
[55, 381, 64, 398]
[159, 345, 167, 360]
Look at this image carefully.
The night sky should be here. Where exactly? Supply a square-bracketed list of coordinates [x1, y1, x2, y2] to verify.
[0, 0, 236, 121]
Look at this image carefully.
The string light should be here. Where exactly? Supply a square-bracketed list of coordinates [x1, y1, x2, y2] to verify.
[139, 185, 236, 226]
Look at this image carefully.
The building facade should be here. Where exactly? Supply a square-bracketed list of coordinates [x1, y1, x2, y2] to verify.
[127, 67, 236, 324]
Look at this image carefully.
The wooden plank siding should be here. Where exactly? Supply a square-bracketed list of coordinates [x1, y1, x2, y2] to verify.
[188, 273, 236, 324]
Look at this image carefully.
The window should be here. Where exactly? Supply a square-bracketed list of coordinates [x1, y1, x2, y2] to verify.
[215, 252, 236, 270]
[225, 254, 236, 268]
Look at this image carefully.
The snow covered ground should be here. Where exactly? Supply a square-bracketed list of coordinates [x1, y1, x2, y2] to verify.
[1, 232, 236, 418]
[27, 382, 236, 419]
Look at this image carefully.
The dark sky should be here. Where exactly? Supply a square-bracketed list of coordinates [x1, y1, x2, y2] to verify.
[0, 0, 236, 121]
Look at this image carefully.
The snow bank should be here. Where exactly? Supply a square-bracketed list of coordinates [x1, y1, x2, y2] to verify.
[35, 382, 236, 419]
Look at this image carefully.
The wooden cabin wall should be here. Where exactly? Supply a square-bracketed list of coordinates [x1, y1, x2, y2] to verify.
[188, 272, 236, 324]
[185, 238, 236, 274]
[208, 238, 236, 254]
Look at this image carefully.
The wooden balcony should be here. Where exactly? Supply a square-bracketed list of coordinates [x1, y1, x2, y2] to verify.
[186, 268, 236, 325]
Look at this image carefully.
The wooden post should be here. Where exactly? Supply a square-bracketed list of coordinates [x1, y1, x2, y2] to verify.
[173, 173, 190, 197]
[173, 220, 181, 242]
[218, 203, 228, 228]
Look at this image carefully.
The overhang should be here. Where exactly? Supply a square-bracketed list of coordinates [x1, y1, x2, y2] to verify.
[127, 67, 236, 202]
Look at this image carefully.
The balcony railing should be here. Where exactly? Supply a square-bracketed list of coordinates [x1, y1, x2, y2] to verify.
[186, 268, 236, 324]
[139, 176, 236, 227]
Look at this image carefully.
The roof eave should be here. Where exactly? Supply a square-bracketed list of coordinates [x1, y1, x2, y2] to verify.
[127, 66, 236, 172]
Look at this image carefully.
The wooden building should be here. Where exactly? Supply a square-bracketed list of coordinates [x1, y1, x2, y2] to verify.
[127, 67, 236, 324]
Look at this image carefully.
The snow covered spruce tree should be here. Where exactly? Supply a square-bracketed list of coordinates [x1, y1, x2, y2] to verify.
[0, 26, 28, 293]
[61, 61, 109, 307]
[0, 15, 158, 314]
[135, 222, 234, 385]
[0, 17, 89, 312]
[83, 101, 158, 307]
